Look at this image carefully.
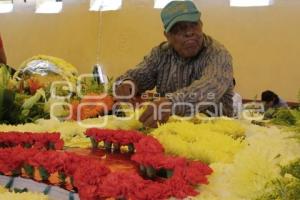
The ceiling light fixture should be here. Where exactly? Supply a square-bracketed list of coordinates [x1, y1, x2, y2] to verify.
[230, 0, 273, 7]
[89, 0, 122, 12]
[154, 0, 191, 9]
[35, 0, 63, 14]
[0, 0, 13, 13]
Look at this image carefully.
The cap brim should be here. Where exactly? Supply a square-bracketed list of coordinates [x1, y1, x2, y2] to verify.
[165, 13, 200, 33]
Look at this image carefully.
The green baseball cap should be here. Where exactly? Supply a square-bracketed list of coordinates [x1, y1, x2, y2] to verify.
[161, 1, 201, 33]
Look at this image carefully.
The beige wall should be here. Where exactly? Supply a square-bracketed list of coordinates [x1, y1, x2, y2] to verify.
[0, 0, 299, 101]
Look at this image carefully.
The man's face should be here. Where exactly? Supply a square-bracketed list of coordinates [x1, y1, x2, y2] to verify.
[264, 101, 274, 110]
[165, 21, 204, 58]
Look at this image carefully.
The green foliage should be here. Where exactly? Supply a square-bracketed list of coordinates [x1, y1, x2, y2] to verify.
[79, 76, 114, 96]
[281, 159, 300, 179]
[0, 64, 11, 89]
[0, 89, 15, 122]
[270, 108, 296, 126]
[259, 178, 300, 200]
[263, 108, 277, 120]
[0, 90, 49, 125]
[255, 160, 300, 200]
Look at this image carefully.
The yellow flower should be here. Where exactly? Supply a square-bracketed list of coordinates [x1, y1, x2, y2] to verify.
[0, 186, 8, 193]
[0, 191, 49, 200]
[193, 125, 300, 200]
[205, 119, 246, 138]
[151, 121, 245, 163]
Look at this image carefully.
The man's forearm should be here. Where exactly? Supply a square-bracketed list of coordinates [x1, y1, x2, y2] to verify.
[116, 67, 157, 94]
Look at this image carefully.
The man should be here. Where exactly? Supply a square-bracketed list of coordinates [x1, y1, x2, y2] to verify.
[115, 1, 234, 128]
[0, 33, 7, 64]
[261, 90, 288, 111]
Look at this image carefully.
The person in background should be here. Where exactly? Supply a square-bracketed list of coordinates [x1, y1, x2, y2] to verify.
[0, 33, 7, 65]
[232, 78, 242, 118]
[261, 90, 288, 111]
[115, 1, 234, 128]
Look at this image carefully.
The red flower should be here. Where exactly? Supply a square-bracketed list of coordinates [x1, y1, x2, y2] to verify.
[73, 159, 110, 200]
[166, 176, 198, 198]
[134, 136, 164, 154]
[0, 132, 64, 150]
[0, 147, 38, 174]
[131, 182, 171, 200]
[86, 129, 143, 145]
[99, 172, 132, 199]
[0, 129, 213, 200]
[185, 161, 213, 185]
[27, 151, 67, 173]
[62, 153, 88, 177]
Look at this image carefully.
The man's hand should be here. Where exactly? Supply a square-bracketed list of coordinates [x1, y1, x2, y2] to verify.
[114, 80, 137, 102]
[139, 97, 172, 128]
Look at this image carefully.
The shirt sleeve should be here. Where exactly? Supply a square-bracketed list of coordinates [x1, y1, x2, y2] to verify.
[170, 50, 234, 116]
[116, 47, 160, 94]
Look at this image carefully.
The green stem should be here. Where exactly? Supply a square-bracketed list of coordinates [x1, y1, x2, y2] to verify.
[38, 166, 50, 181]
[23, 164, 34, 178]
[90, 138, 98, 149]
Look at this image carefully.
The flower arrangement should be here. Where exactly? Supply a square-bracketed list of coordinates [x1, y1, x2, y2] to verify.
[0, 147, 106, 199]
[151, 121, 245, 163]
[86, 128, 143, 147]
[0, 128, 212, 200]
[192, 125, 300, 200]
[71, 93, 114, 120]
[0, 132, 64, 150]
[85, 128, 213, 200]
[202, 118, 246, 139]
[0, 115, 144, 149]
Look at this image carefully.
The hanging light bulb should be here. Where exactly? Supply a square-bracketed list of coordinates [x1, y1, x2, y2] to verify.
[230, 0, 273, 7]
[154, 0, 191, 9]
[35, 0, 63, 14]
[90, 7, 108, 85]
[90, 0, 122, 11]
[93, 64, 108, 84]
[0, 0, 13, 13]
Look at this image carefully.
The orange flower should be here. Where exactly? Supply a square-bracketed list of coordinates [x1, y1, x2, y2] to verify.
[71, 93, 114, 120]
[27, 78, 43, 94]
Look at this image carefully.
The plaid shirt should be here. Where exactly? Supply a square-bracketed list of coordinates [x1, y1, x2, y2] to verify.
[117, 34, 234, 116]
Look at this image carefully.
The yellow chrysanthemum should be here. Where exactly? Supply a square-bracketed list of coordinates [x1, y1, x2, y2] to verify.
[0, 191, 49, 200]
[227, 146, 281, 198]
[0, 186, 8, 193]
[193, 125, 300, 200]
[204, 119, 246, 138]
[151, 121, 245, 163]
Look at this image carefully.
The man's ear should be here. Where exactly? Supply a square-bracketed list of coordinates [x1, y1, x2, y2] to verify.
[164, 31, 170, 41]
[199, 20, 203, 29]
